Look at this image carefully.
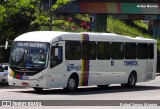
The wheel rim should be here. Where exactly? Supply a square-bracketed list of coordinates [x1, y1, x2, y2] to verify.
[129, 75, 135, 86]
[68, 78, 75, 89]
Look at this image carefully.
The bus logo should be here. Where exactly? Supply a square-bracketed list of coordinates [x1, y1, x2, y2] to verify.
[67, 64, 81, 72]
[124, 61, 138, 66]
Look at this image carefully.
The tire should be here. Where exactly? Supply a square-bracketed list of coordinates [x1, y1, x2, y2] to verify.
[97, 85, 109, 89]
[66, 75, 78, 92]
[121, 73, 137, 88]
[33, 87, 43, 92]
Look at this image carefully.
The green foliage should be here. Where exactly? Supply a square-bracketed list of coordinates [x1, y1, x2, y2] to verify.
[107, 16, 151, 38]
[0, 0, 45, 42]
[0, 0, 37, 39]
[52, 0, 70, 11]
[134, 20, 148, 30]
[50, 19, 87, 32]
[0, 5, 6, 22]
[31, 15, 49, 29]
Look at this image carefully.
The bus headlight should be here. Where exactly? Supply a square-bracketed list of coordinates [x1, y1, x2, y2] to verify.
[37, 75, 46, 81]
[8, 74, 14, 79]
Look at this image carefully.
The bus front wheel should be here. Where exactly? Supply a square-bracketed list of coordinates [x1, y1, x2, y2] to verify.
[66, 75, 78, 92]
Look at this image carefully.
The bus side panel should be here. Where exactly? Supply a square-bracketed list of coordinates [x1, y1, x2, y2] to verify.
[47, 63, 70, 88]
[87, 60, 128, 86]
[87, 60, 105, 86]
[106, 60, 128, 84]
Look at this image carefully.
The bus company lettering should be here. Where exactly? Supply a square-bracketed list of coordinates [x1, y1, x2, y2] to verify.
[67, 64, 81, 72]
[124, 61, 138, 66]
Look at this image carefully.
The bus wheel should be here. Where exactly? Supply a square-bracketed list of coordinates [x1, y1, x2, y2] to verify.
[122, 73, 137, 88]
[33, 87, 43, 92]
[97, 85, 109, 89]
[66, 75, 78, 92]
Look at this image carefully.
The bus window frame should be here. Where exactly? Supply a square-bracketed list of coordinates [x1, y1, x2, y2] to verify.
[50, 46, 63, 68]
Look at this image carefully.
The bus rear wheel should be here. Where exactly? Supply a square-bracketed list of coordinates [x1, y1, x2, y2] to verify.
[121, 73, 137, 88]
[66, 75, 78, 92]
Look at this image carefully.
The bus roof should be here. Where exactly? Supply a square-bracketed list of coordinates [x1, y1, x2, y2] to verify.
[14, 31, 157, 43]
[14, 31, 67, 42]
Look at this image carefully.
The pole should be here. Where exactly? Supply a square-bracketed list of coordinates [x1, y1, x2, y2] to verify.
[49, 0, 52, 31]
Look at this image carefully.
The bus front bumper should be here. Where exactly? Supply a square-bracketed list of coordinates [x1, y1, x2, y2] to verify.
[8, 75, 48, 88]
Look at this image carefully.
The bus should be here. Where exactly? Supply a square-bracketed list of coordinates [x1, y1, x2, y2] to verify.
[8, 31, 157, 92]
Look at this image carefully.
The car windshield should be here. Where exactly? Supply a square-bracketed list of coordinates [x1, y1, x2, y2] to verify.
[10, 42, 49, 68]
[0, 66, 4, 72]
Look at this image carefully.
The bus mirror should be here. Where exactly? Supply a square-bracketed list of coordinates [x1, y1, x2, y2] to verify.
[5, 41, 8, 49]
[54, 48, 58, 56]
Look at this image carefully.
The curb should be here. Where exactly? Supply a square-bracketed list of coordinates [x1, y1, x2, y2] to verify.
[156, 73, 160, 76]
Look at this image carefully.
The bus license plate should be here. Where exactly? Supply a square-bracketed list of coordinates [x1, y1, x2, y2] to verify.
[22, 75, 29, 80]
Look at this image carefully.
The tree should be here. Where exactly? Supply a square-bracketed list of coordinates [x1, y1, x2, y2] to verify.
[0, 0, 39, 42]
[0, 0, 41, 62]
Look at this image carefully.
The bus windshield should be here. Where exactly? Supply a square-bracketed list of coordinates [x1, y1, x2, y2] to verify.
[10, 42, 49, 68]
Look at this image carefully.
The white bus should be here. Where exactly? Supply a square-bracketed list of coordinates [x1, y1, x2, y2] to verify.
[8, 31, 157, 92]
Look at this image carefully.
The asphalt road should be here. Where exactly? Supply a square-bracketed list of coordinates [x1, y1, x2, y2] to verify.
[1, 76, 160, 109]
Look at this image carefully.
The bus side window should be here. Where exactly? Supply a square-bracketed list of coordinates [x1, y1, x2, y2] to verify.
[111, 42, 124, 59]
[149, 44, 154, 59]
[97, 42, 110, 60]
[137, 43, 148, 59]
[50, 46, 63, 68]
[65, 41, 81, 60]
[125, 43, 136, 59]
